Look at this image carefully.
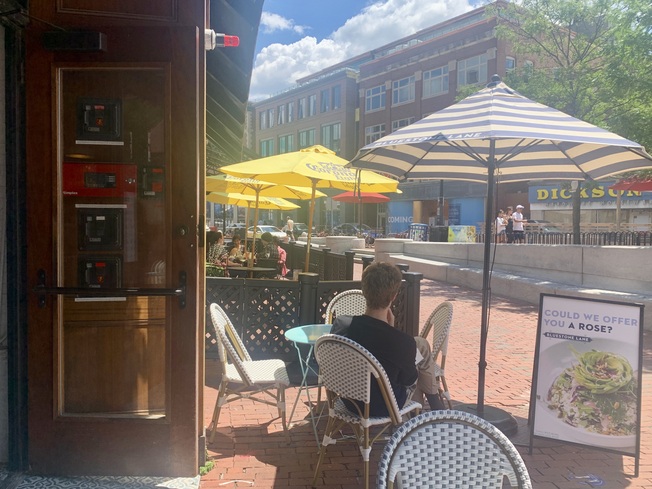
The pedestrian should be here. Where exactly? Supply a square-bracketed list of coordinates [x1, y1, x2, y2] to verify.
[496, 209, 506, 243]
[331, 262, 445, 414]
[505, 206, 514, 243]
[512, 204, 527, 243]
[272, 236, 288, 277]
[282, 215, 294, 240]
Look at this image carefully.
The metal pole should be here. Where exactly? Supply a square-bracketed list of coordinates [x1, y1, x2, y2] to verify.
[477, 141, 496, 417]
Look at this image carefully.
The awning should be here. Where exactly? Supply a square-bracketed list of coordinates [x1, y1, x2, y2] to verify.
[207, 0, 264, 171]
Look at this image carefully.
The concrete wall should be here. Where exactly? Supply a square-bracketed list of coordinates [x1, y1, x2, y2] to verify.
[376, 239, 652, 330]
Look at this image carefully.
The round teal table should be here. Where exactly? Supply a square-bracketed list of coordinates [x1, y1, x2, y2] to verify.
[284, 323, 332, 445]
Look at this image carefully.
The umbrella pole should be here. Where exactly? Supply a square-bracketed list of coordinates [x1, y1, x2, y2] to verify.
[456, 142, 517, 436]
[304, 184, 316, 272]
[250, 193, 260, 269]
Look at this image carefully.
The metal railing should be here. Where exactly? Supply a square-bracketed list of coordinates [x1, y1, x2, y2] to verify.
[281, 241, 355, 280]
[477, 231, 652, 246]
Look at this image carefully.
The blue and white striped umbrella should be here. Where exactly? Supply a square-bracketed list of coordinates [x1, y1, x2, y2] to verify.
[348, 76, 652, 421]
[349, 79, 652, 183]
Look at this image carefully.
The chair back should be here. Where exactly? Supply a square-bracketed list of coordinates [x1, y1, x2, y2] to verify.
[314, 334, 404, 424]
[209, 303, 255, 385]
[377, 410, 532, 489]
[419, 301, 453, 359]
[324, 289, 366, 323]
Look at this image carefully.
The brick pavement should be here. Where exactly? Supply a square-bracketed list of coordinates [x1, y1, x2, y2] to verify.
[202, 265, 652, 488]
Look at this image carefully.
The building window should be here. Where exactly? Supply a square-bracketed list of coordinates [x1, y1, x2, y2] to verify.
[287, 101, 295, 123]
[392, 76, 415, 106]
[423, 66, 449, 98]
[321, 122, 341, 153]
[458, 54, 487, 86]
[308, 94, 317, 116]
[277, 104, 286, 125]
[391, 117, 415, 132]
[506, 56, 516, 72]
[298, 97, 306, 119]
[278, 134, 295, 154]
[332, 85, 341, 109]
[320, 89, 330, 113]
[259, 111, 267, 130]
[267, 108, 275, 128]
[365, 85, 386, 112]
[365, 124, 385, 145]
[299, 128, 316, 148]
[260, 139, 274, 156]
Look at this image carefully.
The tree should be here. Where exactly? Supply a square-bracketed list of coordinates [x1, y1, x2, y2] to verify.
[490, 0, 652, 241]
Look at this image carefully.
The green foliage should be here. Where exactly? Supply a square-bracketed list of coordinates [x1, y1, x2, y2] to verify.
[206, 263, 226, 277]
[199, 454, 215, 476]
[490, 0, 652, 152]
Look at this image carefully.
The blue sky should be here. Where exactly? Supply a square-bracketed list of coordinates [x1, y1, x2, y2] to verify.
[250, 0, 485, 100]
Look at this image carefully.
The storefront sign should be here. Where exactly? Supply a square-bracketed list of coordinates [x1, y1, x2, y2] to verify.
[529, 183, 649, 205]
[387, 201, 413, 234]
[530, 294, 643, 468]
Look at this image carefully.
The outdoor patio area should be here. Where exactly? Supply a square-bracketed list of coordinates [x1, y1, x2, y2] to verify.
[202, 265, 652, 489]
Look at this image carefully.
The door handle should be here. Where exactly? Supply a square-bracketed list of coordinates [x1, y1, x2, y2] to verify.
[34, 269, 187, 309]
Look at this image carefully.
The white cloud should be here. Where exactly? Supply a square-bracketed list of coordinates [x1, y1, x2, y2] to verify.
[260, 12, 307, 35]
[250, 0, 479, 100]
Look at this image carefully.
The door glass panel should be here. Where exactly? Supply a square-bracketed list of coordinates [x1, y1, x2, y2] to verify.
[57, 67, 168, 418]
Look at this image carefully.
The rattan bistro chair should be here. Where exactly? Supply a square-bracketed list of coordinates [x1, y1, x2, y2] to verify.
[377, 410, 532, 489]
[324, 289, 366, 323]
[208, 303, 290, 443]
[311, 334, 422, 489]
[419, 301, 454, 408]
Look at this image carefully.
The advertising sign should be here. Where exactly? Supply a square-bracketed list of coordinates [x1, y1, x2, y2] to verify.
[387, 201, 413, 234]
[530, 294, 643, 466]
[448, 225, 476, 242]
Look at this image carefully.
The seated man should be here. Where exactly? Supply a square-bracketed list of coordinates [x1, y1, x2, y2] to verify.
[332, 262, 445, 416]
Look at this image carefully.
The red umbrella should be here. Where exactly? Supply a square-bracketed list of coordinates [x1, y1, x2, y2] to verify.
[332, 191, 390, 235]
[609, 178, 652, 191]
[332, 191, 390, 203]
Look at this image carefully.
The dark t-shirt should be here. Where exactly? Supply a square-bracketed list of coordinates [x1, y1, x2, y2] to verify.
[332, 315, 418, 416]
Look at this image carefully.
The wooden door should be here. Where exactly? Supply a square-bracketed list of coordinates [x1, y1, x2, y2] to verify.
[25, 26, 204, 476]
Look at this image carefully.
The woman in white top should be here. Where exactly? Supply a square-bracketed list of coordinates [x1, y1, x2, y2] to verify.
[495, 209, 506, 243]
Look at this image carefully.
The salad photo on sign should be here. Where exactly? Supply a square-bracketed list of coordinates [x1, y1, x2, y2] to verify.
[531, 295, 642, 457]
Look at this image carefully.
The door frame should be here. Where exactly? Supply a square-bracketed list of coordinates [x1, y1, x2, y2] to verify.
[24, 27, 204, 476]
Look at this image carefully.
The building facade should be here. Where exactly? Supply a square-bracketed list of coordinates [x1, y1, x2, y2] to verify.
[250, 4, 533, 233]
[250, 3, 651, 234]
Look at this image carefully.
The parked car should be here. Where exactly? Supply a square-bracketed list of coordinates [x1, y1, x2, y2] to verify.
[225, 223, 247, 237]
[292, 222, 310, 237]
[526, 219, 564, 233]
[247, 225, 288, 242]
[331, 223, 373, 237]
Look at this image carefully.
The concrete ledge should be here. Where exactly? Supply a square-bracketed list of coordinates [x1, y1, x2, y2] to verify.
[325, 236, 365, 253]
[386, 253, 652, 331]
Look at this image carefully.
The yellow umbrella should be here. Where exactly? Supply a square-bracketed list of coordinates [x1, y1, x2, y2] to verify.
[207, 192, 300, 259]
[205, 174, 326, 264]
[220, 145, 399, 271]
[207, 191, 300, 210]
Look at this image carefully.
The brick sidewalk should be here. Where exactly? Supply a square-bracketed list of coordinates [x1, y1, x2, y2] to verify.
[202, 266, 652, 488]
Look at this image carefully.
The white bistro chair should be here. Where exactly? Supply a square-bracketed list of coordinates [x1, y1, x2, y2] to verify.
[324, 289, 366, 323]
[419, 301, 454, 408]
[207, 303, 290, 443]
[376, 410, 532, 489]
[311, 334, 421, 489]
